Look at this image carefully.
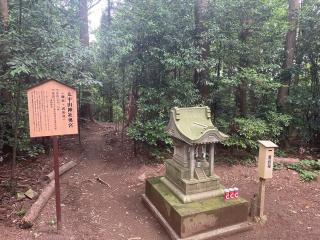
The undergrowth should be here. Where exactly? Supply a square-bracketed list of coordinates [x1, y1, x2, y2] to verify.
[274, 160, 320, 182]
[287, 160, 320, 182]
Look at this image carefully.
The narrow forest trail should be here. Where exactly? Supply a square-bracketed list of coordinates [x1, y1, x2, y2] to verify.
[1, 121, 319, 240]
[18, 122, 169, 240]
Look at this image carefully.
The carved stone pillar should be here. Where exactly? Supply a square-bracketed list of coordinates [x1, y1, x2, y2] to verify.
[189, 146, 195, 180]
[201, 145, 206, 162]
[209, 143, 215, 176]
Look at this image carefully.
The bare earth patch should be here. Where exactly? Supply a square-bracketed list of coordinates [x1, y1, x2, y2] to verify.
[1, 122, 319, 240]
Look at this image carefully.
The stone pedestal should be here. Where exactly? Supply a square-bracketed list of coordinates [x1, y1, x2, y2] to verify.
[165, 159, 220, 194]
[143, 177, 253, 240]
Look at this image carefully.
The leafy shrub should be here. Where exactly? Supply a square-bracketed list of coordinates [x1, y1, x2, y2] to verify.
[128, 80, 199, 148]
[273, 162, 285, 170]
[275, 149, 285, 157]
[128, 119, 172, 146]
[217, 112, 291, 151]
[287, 160, 320, 181]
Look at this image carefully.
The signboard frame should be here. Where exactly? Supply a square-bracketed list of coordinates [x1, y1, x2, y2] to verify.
[27, 79, 79, 230]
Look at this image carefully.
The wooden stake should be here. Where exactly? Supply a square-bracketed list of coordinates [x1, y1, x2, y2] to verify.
[258, 177, 266, 218]
[52, 136, 62, 230]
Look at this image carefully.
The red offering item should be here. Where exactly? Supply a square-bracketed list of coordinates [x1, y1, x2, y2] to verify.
[229, 188, 235, 199]
[224, 189, 230, 200]
[234, 187, 239, 198]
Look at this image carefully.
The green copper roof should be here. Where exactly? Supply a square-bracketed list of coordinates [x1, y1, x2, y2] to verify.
[166, 106, 228, 145]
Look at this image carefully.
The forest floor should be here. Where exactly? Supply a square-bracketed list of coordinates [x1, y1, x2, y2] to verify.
[0, 121, 320, 240]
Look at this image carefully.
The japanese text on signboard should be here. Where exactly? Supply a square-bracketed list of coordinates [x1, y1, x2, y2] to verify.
[27, 80, 78, 137]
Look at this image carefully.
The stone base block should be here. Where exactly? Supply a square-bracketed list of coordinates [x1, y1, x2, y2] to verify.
[161, 177, 224, 203]
[165, 159, 220, 195]
[144, 177, 252, 239]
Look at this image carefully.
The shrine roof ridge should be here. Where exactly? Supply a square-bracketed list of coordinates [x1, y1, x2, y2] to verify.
[166, 106, 228, 145]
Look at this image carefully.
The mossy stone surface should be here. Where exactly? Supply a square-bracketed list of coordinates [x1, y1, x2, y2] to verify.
[166, 107, 228, 144]
[145, 177, 249, 238]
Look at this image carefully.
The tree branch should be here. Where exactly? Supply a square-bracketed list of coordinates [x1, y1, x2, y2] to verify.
[88, 0, 102, 10]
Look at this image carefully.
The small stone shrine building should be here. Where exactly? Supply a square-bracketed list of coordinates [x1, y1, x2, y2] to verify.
[163, 106, 228, 203]
[143, 106, 252, 240]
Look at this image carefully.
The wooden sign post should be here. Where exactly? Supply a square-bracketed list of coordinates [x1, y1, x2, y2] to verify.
[27, 79, 78, 230]
[257, 140, 278, 221]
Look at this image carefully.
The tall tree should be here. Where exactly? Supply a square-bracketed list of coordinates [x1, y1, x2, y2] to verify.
[0, 0, 8, 156]
[194, 0, 210, 104]
[277, 0, 300, 111]
[79, 0, 93, 120]
[0, 0, 8, 29]
[235, 17, 253, 117]
[79, 0, 89, 46]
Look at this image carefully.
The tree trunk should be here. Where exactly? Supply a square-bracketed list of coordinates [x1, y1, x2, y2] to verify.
[79, 0, 89, 46]
[43, 161, 77, 182]
[0, 0, 8, 29]
[235, 80, 248, 117]
[10, 81, 21, 190]
[235, 18, 253, 117]
[107, 0, 112, 23]
[106, 0, 113, 122]
[126, 87, 138, 126]
[79, 0, 93, 120]
[277, 0, 300, 111]
[194, 0, 210, 104]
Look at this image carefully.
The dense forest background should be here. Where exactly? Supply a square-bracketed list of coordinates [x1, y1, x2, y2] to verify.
[0, 0, 319, 164]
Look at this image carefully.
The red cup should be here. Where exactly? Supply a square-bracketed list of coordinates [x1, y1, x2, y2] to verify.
[229, 188, 235, 199]
[224, 189, 230, 200]
[234, 187, 239, 198]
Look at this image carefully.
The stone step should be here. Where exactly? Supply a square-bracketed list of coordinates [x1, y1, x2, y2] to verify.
[195, 167, 207, 180]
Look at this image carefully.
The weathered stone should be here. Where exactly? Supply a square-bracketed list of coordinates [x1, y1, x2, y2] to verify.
[24, 189, 38, 199]
[143, 107, 252, 239]
[17, 192, 26, 201]
[163, 107, 229, 203]
[145, 177, 249, 238]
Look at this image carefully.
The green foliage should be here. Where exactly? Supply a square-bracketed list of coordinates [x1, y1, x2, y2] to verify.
[128, 119, 171, 146]
[275, 149, 285, 157]
[273, 162, 285, 170]
[287, 160, 320, 181]
[289, 0, 320, 143]
[1, 0, 319, 165]
[218, 112, 290, 151]
[16, 209, 27, 217]
[0, 0, 96, 159]
[20, 144, 45, 159]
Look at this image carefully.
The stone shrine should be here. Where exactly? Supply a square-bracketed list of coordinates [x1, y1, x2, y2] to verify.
[163, 106, 228, 203]
[143, 107, 253, 240]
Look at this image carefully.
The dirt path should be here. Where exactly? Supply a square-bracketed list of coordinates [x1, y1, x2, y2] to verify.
[27, 122, 167, 240]
[1, 122, 319, 239]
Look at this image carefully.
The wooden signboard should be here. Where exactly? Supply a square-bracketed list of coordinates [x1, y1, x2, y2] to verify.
[27, 79, 78, 230]
[27, 79, 78, 138]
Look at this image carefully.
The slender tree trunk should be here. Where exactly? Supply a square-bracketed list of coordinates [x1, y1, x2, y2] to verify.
[107, 0, 113, 122]
[277, 0, 300, 111]
[11, 82, 21, 191]
[79, 0, 89, 46]
[121, 65, 126, 145]
[235, 80, 248, 117]
[79, 0, 93, 120]
[0, 0, 8, 30]
[235, 19, 253, 117]
[126, 87, 137, 126]
[0, 0, 7, 156]
[309, 55, 320, 143]
[194, 0, 210, 104]
[107, 0, 112, 23]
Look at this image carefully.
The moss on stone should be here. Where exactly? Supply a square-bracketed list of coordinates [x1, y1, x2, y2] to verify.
[147, 177, 248, 217]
